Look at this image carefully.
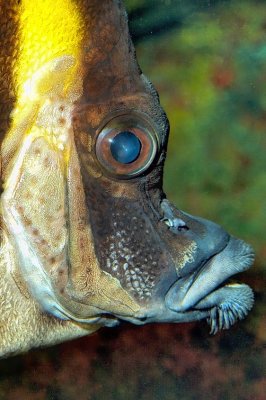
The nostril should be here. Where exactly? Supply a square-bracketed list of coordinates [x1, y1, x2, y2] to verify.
[161, 200, 189, 232]
[162, 217, 189, 232]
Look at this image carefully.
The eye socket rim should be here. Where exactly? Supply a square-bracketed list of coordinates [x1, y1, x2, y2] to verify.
[95, 111, 160, 179]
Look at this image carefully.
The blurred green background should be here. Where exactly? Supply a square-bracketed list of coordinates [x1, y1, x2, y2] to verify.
[0, 1, 265, 399]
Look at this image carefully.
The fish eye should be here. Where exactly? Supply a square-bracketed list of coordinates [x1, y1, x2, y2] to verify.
[95, 112, 159, 179]
[110, 131, 141, 164]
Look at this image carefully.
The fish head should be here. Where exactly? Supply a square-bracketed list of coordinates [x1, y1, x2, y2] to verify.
[1, 0, 254, 335]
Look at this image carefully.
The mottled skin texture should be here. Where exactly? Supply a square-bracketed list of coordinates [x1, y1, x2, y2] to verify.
[0, 0, 254, 358]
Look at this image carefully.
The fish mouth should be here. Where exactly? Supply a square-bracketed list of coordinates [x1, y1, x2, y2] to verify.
[164, 236, 255, 333]
[121, 236, 254, 333]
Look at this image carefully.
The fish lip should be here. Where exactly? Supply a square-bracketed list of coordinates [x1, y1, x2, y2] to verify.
[212, 236, 255, 275]
[165, 236, 255, 314]
[193, 237, 255, 285]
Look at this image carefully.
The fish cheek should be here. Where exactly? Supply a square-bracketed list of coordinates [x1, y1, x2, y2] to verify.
[80, 175, 172, 305]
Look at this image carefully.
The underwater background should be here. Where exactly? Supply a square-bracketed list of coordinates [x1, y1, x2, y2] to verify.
[0, 0, 265, 399]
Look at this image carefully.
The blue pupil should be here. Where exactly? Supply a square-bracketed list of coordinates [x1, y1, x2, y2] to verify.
[110, 131, 141, 164]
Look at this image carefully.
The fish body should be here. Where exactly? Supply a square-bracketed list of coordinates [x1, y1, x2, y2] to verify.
[0, 0, 254, 358]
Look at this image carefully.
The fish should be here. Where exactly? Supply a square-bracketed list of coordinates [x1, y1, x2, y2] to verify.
[0, 0, 254, 358]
